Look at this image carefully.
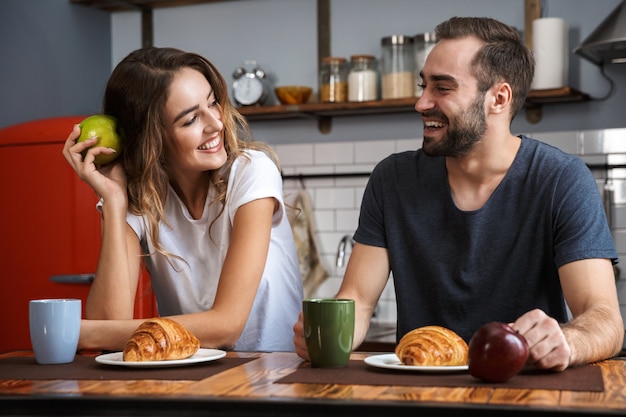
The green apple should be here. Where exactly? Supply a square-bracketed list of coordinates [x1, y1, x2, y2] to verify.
[77, 114, 123, 165]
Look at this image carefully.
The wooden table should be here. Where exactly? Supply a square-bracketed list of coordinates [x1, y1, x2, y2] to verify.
[1, 350, 625, 416]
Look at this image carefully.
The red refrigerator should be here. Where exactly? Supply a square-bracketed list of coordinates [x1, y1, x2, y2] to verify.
[0, 116, 155, 353]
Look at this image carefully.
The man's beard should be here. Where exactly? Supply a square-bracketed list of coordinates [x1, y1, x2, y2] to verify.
[422, 93, 488, 157]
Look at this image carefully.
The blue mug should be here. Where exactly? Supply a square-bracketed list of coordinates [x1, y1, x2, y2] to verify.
[29, 299, 81, 364]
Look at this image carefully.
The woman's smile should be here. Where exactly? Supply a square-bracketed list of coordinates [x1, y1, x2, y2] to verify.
[197, 136, 221, 151]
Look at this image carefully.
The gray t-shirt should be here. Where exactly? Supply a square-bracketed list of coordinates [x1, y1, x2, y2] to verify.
[355, 136, 617, 342]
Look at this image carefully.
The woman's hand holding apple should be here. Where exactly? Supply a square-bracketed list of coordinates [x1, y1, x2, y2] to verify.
[62, 119, 127, 208]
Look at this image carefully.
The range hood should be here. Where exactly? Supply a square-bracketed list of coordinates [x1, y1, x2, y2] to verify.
[574, 0, 626, 65]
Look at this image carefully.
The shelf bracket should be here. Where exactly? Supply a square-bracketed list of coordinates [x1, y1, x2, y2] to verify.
[524, 0, 542, 123]
[318, 117, 332, 134]
[317, 0, 331, 134]
[524, 0, 541, 50]
[141, 7, 153, 48]
[525, 105, 543, 124]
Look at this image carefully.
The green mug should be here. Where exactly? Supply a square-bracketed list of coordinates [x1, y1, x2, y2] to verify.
[303, 298, 355, 368]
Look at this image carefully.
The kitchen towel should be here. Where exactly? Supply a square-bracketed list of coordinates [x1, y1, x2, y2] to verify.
[0, 354, 255, 381]
[532, 17, 569, 90]
[287, 189, 328, 298]
[275, 359, 604, 392]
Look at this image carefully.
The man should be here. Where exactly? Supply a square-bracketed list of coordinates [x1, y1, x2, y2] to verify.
[294, 16, 623, 371]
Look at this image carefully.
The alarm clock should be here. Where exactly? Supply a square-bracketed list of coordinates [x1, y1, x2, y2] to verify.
[232, 60, 268, 106]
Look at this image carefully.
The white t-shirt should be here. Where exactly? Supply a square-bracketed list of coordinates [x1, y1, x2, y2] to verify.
[126, 149, 303, 352]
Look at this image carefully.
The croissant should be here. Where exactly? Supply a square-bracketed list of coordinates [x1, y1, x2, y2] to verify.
[395, 325, 468, 366]
[123, 317, 200, 362]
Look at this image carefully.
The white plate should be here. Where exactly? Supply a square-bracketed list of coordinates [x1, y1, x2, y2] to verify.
[364, 353, 468, 373]
[95, 348, 226, 368]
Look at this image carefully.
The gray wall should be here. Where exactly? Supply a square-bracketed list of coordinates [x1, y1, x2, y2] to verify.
[2, 0, 625, 146]
[0, 0, 111, 129]
[110, 0, 626, 144]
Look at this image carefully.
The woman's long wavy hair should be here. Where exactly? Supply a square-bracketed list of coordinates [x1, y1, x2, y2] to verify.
[103, 46, 278, 258]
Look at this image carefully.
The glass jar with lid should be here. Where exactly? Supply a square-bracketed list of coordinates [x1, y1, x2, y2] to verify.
[348, 54, 378, 102]
[414, 32, 438, 96]
[381, 35, 415, 99]
[319, 56, 348, 103]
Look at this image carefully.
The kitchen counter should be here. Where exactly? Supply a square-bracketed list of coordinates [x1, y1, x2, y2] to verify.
[1, 350, 625, 416]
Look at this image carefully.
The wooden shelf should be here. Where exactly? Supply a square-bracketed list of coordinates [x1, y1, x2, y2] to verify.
[524, 87, 590, 123]
[236, 97, 418, 134]
[237, 97, 418, 121]
[238, 88, 589, 126]
[526, 86, 590, 106]
[69, 0, 230, 11]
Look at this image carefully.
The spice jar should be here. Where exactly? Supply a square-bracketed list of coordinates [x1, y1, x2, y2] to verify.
[319, 57, 348, 103]
[348, 54, 378, 102]
[414, 32, 438, 96]
[381, 35, 415, 99]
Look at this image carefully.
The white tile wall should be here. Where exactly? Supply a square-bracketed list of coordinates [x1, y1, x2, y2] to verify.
[276, 137, 423, 325]
[274, 130, 626, 328]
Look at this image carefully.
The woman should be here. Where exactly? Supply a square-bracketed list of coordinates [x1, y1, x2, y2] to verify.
[63, 46, 303, 352]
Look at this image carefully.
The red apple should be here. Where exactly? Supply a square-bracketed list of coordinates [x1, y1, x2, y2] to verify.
[468, 321, 530, 382]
